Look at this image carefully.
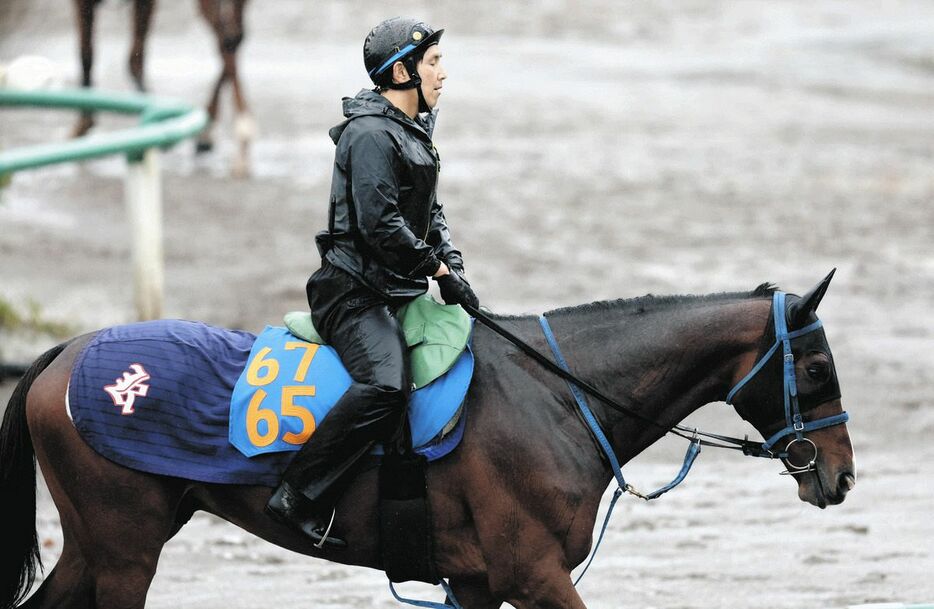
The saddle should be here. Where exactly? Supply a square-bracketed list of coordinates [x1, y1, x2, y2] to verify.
[283, 293, 471, 389]
[228, 294, 474, 459]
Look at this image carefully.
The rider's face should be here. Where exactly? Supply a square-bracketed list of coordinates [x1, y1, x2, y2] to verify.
[417, 45, 446, 109]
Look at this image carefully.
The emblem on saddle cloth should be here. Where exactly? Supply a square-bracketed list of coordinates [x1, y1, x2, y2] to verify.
[103, 363, 151, 415]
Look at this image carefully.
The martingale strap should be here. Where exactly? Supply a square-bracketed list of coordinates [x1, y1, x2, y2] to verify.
[539, 314, 702, 586]
[538, 315, 700, 501]
[538, 315, 702, 502]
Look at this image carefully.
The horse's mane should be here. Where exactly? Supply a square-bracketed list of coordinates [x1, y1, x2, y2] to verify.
[540, 282, 779, 320]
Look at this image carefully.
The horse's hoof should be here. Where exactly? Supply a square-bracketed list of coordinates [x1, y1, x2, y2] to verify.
[231, 158, 250, 180]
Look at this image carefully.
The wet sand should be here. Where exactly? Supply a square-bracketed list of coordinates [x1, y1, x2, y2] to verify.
[2, 1, 933, 607]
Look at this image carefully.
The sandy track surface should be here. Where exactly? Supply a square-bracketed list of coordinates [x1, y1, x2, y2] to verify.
[2, 1, 933, 607]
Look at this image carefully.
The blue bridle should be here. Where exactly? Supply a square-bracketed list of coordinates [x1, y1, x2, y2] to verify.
[535, 290, 850, 587]
[539, 290, 849, 489]
[725, 291, 849, 472]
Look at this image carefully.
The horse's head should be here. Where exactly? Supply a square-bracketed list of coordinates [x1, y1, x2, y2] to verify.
[728, 270, 855, 508]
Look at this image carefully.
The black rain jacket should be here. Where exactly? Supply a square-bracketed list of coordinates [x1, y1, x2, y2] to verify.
[315, 89, 465, 300]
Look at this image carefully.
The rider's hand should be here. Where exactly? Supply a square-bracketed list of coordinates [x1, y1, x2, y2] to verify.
[435, 272, 480, 310]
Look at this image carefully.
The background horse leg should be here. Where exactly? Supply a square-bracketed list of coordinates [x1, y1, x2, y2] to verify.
[128, 0, 157, 92]
[194, 64, 225, 154]
[196, 0, 253, 178]
[226, 0, 253, 179]
[71, 0, 97, 137]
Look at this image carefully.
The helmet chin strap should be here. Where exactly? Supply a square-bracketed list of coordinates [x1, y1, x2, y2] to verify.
[384, 56, 430, 114]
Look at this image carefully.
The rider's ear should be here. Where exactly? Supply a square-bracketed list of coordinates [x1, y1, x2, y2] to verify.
[789, 268, 836, 326]
[391, 61, 411, 85]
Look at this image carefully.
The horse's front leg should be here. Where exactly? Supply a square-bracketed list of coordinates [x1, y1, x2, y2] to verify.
[196, 0, 254, 179]
[471, 506, 588, 609]
[448, 577, 502, 609]
[225, 0, 253, 178]
[128, 0, 156, 91]
[71, 0, 96, 137]
[502, 564, 587, 609]
[224, 40, 254, 179]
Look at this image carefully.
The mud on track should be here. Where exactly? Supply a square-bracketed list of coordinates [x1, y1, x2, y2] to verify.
[2, 1, 933, 607]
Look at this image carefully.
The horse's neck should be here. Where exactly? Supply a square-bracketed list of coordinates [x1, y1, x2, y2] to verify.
[548, 298, 771, 464]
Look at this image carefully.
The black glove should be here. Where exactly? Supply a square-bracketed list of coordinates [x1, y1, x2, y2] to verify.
[436, 272, 480, 310]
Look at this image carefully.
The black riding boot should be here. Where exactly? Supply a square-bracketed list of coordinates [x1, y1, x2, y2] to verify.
[266, 270, 409, 549]
[265, 381, 404, 548]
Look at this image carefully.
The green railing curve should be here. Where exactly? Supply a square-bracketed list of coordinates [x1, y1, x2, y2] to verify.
[0, 87, 209, 320]
[0, 87, 207, 173]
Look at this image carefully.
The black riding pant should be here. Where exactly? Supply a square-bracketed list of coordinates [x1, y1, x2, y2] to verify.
[282, 261, 410, 506]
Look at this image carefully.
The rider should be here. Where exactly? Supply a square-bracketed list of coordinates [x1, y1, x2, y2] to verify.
[265, 17, 479, 548]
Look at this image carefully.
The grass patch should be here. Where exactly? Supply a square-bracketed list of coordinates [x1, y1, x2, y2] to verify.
[0, 295, 74, 339]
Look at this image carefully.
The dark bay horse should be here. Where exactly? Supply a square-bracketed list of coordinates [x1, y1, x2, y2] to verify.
[71, 0, 253, 177]
[0, 274, 855, 609]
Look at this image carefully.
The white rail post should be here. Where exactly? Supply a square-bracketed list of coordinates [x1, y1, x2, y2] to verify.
[124, 147, 164, 320]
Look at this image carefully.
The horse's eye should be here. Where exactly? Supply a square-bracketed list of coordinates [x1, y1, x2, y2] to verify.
[806, 363, 829, 381]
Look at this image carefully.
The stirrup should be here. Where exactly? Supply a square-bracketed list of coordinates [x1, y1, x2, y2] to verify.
[313, 508, 338, 549]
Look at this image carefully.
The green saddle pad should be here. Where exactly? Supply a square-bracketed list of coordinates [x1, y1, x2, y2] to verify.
[283, 294, 472, 389]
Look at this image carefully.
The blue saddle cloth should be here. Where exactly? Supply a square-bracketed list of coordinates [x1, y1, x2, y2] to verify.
[68, 320, 472, 486]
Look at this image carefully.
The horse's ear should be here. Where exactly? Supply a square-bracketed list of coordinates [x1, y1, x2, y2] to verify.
[789, 268, 836, 326]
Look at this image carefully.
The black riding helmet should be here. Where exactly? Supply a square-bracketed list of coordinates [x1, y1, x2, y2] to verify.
[364, 17, 444, 113]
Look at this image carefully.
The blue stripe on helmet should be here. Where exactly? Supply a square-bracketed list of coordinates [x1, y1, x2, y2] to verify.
[370, 43, 417, 77]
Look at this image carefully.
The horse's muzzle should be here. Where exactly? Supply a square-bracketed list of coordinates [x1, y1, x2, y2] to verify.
[802, 468, 856, 508]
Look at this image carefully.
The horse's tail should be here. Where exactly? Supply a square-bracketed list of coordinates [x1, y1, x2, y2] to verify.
[0, 341, 69, 609]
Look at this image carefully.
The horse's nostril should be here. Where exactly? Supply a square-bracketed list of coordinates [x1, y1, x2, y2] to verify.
[838, 472, 856, 493]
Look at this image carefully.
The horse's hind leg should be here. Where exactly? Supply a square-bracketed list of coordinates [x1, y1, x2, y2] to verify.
[27, 358, 186, 609]
[38, 448, 182, 607]
[19, 542, 93, 609]
[36, 439, 183, 608]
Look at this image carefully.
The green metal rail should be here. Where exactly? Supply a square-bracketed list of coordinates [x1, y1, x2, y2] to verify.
[0, 88, 207, 173]
[0, 88, 209, 320]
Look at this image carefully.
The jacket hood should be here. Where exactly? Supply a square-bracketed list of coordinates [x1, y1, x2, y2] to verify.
[328, 89, 436, 143]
